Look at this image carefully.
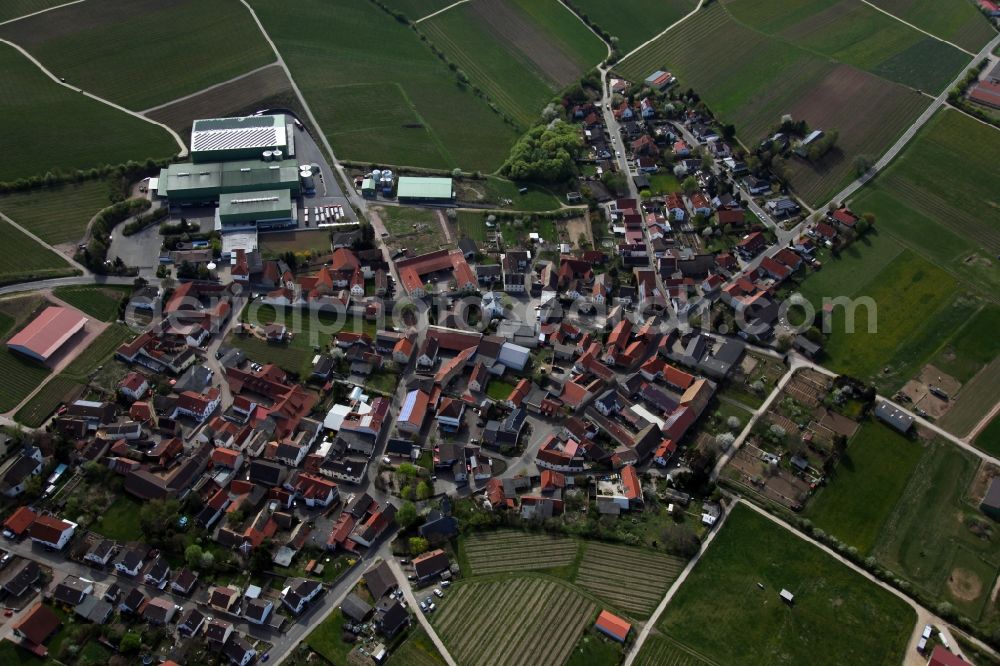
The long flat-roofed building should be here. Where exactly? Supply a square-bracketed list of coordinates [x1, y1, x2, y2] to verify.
[7, 306, 87, 362]
[396, 176, 454, 203]
[157, 159, 300, 203]
[190, 114, 292, 163]
[217, 189, 296, 231]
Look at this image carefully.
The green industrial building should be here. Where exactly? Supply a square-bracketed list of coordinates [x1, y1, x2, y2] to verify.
[190, 114, 293, 163]
[218, 189, 295, 230]
[156, 159, 300, 203]
[396, 176, 454, 203]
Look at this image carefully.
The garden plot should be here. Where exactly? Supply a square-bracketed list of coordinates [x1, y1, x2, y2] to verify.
[463, 530, 580, 575]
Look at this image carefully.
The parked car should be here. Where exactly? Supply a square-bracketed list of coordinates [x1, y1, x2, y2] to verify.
[433, 588, 444, 598]
[440, 581, 451, 588]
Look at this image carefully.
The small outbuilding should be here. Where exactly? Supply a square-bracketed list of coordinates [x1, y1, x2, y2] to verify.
[980, 478, 1000, 521]
[874, 402, 914, 434]
[594, 610, 631, 643]
[780, 589, 794, 605]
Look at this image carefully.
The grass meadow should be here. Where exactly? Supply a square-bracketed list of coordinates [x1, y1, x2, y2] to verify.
[806, 420, 926, 554]
[648, 504, 914, 666]
[249, 0, 517, 171]
[568, 0, 697, 52]
[0, 43, 177, 182]
[873, 442, 1000, 623]
[975, 415, 1000, 456]
[0, 0, 275, 110]
[0, 180, 111, 244]
[386, 627, 447, 666]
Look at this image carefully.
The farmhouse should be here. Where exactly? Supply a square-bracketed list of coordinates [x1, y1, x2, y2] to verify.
[396, 176, 454, 203]
[396, 249, 477, 298]
[7, 306, 87, 362]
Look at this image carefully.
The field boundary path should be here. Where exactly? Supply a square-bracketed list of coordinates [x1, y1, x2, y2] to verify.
[0, 38, 188, 157]
[0, 210, 87, 273]
[737, 499, 984, 666]
[833, 32, 1000, 208]
[386, 558, 459, 666]
[0, 0, 85, 26]
[139, 62, 281, 115]
[858, 0, 976, 57]
[556, 0, 612, 63]
[966, 399, 1000, 442]
[415, 0, 469, 23]
[623, 501, 731, 666]
[617, 0, 705, 64]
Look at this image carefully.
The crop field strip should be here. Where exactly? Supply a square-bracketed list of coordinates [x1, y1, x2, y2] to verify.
[723, 0, 971, 93]
[940, 357, 1000, 438]
[0, 0, 276, 111]
[421, 1, 568, 128]
[0, 42, 177, 183]
[249, 0, 517, 171]
[867, 0, 997, 53]
[0, 180, 111, 245]
[634, 634, 718, 666]
[14, 375, 83, 427]
[0, 311, 51, 412]
[434, 577, 594, 666]
[506, 0, 607, 69]
[616, 2, 927, 206]
[0, 0, 69, 23]
[462, 530, 580, 574]
[574, 542, 685, 617]
[0, 219, 75, 287]
[568, 0, 697, 53]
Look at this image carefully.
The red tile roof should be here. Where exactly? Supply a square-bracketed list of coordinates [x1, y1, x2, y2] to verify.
[7, 306, 87, 360]
[594, 610, 631, 642]
[621, 465, 641, 500]
[4, 506, 37, 536]
[928, 646, 967, 666]
[14, 602, 61, 646]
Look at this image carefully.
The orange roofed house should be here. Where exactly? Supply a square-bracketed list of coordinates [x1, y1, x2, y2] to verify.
[594, 610, 631, 643]
[396, 249, 477, 298]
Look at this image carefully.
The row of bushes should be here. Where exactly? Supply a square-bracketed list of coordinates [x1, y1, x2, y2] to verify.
[948, 60, 1000, 130]
[121, 206, 168, 236]
[559, 0, 620, 63]
[0, 157, 171, 197]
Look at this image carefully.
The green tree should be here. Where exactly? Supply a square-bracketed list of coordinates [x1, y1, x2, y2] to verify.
[397, 501, 418, 529]
[184, 544, 203, 569]
[681, 176, 699, 194]
[119, 631, 142, 654]
[502, 121, 583, 182]
[409, 537, 429, 555]
[416, 480, 431, 500]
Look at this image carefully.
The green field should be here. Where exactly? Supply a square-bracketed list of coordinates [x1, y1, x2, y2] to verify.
[461, 530, 581, 576]
[724, 0, 970, 92]
[0, 0, 66, 22]
[811, 249, 973, 391]
[424, 7, 564, 128]
[14, 375, 83, 427]
[508, 0, 608, 68]
[53, 285, 129, 322]
[931, 306, 1000, 384]
[249, 0, 517, 171]
[616, 3, 926, 206]
[975, 414, 1000, 456]
[574, 541, 684, 618]
[566, 630, 624, 666]
[868, 0, 997, 53]
[457, 211, 488, 243]
[849, 109, 1000, 292]
[376, 205, 447, 254]
[806, 420, 926, 553]
[0, 43, 177, 182]
[0, 0, 275, 110]
[305, 610, 353, 664]
[647, 504, 914, 666]
[873, 442, 1000, 623]
[568, 0, 696, 53]
[634, 635, 713, 666]
[0, 311, 51, 412]
[386, 627, 447, 666]
[0, 220, 76, 286]
[432, 575, 596, 666]
[0, 180, 111, 245]
[62, 324, 131, 378]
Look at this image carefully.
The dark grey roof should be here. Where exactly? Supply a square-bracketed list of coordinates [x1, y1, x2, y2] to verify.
[74, 594, 113, 624]
[1, 559, 39, 596]
[364, 560, 397, 599]
[874, 402, 914, 434]
[341, 592, 373, 621]
[378, 599, 409, 636]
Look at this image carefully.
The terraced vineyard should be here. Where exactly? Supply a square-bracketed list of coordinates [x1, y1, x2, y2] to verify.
[463, 530, 580, 575]
[433, 576, 595, 666]
[574, 542, 685, 618]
